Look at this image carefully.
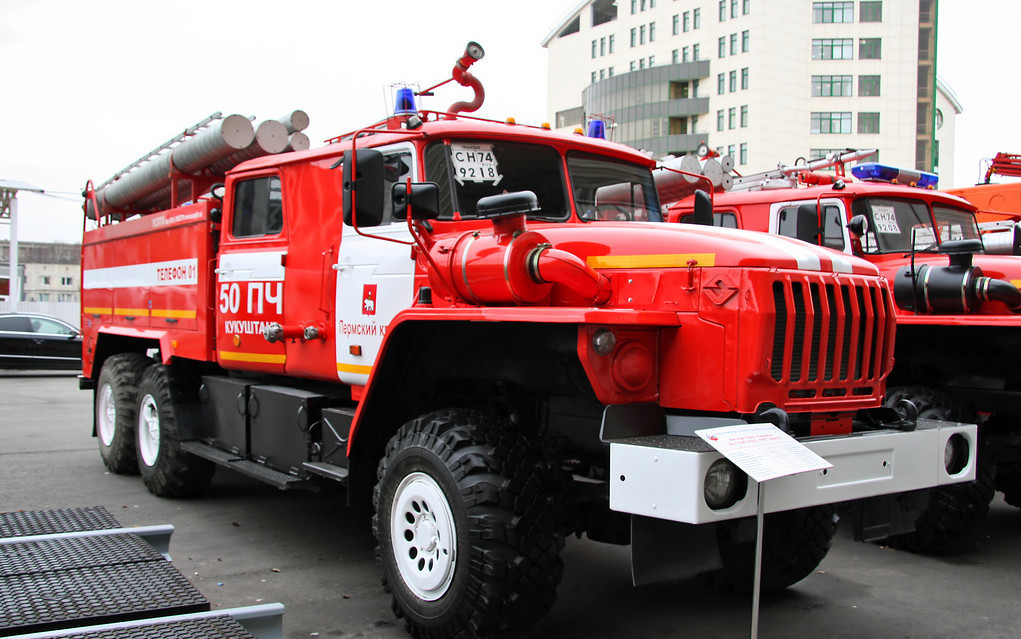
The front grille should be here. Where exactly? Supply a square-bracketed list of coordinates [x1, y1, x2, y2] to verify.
[770, 276, 892, 386]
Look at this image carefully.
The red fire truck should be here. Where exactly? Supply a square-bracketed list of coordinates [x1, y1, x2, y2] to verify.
[81, 46, 975, 637]
[666, 152, 1021, 552]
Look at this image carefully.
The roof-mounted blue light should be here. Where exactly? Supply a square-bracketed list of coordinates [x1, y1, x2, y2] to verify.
[394, 87, 417, 115]
[587, 119, 606, 139]
[851, 162, 938, 188]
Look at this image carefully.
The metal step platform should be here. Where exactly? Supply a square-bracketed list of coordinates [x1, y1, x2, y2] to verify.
[0, 507, 283, 639]
[181, 441, 312, 490]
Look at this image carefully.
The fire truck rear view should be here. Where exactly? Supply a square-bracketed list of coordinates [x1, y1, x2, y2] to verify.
[80, 43, 976, 638]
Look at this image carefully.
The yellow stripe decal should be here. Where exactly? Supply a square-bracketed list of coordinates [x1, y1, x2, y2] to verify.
[337, 362, 373, 375]
[220, 351, 286, 364]
[587, 253, 716, 269]
[151, 309, 198, 319]
[114, 308, 150, 316]
[84, 307, 112, 315]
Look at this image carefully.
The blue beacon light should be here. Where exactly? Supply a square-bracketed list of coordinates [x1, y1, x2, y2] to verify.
[851, 162, 938, 188]
[587, 119, 606, 139]
[394, 87, 417, 115]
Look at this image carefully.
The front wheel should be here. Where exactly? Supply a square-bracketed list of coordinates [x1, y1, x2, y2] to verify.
[372, 408, 563, 639]
[713, 505, 839, 593]
[136, 364, 215, 497]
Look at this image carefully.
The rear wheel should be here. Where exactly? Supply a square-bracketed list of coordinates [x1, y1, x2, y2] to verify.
[136, 364, 215, 497]
[95, 353, 150, 474]
[372, 408, 563, 638]
[885, 386, 995, 552]
[713, 505, 838, 592]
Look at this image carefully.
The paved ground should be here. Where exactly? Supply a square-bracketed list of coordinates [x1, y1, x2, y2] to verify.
[2, 373, 1020, 639]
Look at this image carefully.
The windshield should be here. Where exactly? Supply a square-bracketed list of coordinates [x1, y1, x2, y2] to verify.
[422, 140, 661, 223]
[424, 140, 569, 220]
[852, 197, 980, 254]
[567, 151, 661, 222]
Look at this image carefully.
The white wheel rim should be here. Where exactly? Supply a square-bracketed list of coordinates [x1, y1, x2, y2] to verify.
[138, 393, 161, 467]
[391, 471, 457, 601]
[97, 383, 116, 447]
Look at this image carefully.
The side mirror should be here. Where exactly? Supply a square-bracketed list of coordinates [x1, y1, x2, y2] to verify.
[690, 189, 713, 226]
[795, 203, 820, 244]
[1013, 223, 1021, 256]
[342, 149, 385, 227]
[847, 214, 869, 239]
[392, 182, 441, 221]
[210, 183, 226, 201]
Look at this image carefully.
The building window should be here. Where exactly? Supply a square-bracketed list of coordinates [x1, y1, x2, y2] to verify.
[718, 36, 726, 58]
[743, 0, 750, 14]
[649, 22, 656, 42]
[811, 112, 852, 134]
[631, 28, 636, 47]
[740, 105, 749, 127]
[683, 46, 690, 62]
[693, 43, 700, 59]
[609, 66, 614, 76]
[859, 38, 881, 60]
[858, 112, 881, 134]
[600, 37, 606, 56]
[648, 55, 655, 66]
[730, 33, 737, 55]
[639, 58, 646, 69]
[39, 276, 50, 285]
[673, 14, 679, 35]
[718, 73, 726, 94]
[860, 1, 882, 22]
[740, 143, 748, 165]
[728, 144, 736, 159]
[859, 75, 881, 96]
[591, 71, 597, 83]
[812, 75, 853, 96]
[731, 0, 739, 18]
[729, 70, 737, 92]
[693, 8, 701, 28]
[717, 109, 725, 131]
[741, 67, 749, 89]
[58, 293, 75, 302]
[742, 30, 749, 52]
[61, 276, 73, 286]
[728, 107, 736, 129]
[609, 34, 615, 53]
[600, 69, 606, 80]
[592, 40, 597, 58]
[592, 0, 618, 26]
[630, 60, 637, 71]
[812, 38, 853, 60]
[719, 0, 727, 21]
[640, 25, 646, 45]
[812, 2, 854, 23]
[631, 0, 637, 13]
[672, 49, 679, 63]
[38, 293, 50, 302]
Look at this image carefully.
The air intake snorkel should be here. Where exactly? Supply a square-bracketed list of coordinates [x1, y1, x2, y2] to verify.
[893, 239, 1021, 313]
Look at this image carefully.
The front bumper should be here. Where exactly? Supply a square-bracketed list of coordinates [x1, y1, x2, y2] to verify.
[609, 418, 977, 524]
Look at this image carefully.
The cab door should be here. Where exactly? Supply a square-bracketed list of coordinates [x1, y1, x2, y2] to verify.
[216, 172, 288, 373]
[334, 144, 417, 387]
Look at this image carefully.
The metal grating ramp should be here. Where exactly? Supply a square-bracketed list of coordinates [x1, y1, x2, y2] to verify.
[0, 507, 282, 639]
[0, 508, 120, 539]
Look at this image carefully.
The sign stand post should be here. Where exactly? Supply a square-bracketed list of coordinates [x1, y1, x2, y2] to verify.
[694, 423, 834, 639]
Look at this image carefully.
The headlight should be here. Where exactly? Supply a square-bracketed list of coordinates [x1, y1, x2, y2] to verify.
[944, 434, 970, 475]
[704, 458, 747, 510]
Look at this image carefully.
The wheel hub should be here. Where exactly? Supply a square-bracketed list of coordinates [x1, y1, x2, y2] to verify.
[391, 472, 457, 601]
[137, 394, 161, 467]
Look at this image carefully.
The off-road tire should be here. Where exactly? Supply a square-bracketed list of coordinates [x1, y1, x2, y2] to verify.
[713, 505, 839, 593]
[136, 364, 215, 497]
[884, 386, 996, 552]
[95, 353, 151, 474]
[372, 408, 564, 639]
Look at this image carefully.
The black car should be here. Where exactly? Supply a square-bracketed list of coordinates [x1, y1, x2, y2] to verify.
[0, 313, 82, 370]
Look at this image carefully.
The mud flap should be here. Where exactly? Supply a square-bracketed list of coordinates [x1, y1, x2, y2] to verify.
[630, 515, 722, 586]
[849, 488, 929, 542]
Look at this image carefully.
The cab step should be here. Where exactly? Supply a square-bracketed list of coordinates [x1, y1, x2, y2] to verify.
[180, 442, 311, 490]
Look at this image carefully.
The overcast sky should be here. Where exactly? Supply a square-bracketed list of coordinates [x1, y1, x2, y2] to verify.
[1, 0, 1017, 243]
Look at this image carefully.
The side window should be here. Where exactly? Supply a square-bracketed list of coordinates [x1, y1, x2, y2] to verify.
[714, 211, 738, 228]
[821, 205, 845, 250]
[34, 318, 76, 335]
[0, 316, 32, 332]
[777, 205, 799, 239]
[382, 152, 413, 224]
[232, 176, 283, 238]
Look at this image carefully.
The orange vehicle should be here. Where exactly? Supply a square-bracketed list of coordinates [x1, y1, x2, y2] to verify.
[80, 45, 975, 638]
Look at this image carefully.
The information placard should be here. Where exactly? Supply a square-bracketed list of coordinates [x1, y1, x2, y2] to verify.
[694, 423, 832, 483]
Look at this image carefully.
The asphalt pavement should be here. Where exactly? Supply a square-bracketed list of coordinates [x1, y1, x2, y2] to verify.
[1, 373, 1019, 639]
